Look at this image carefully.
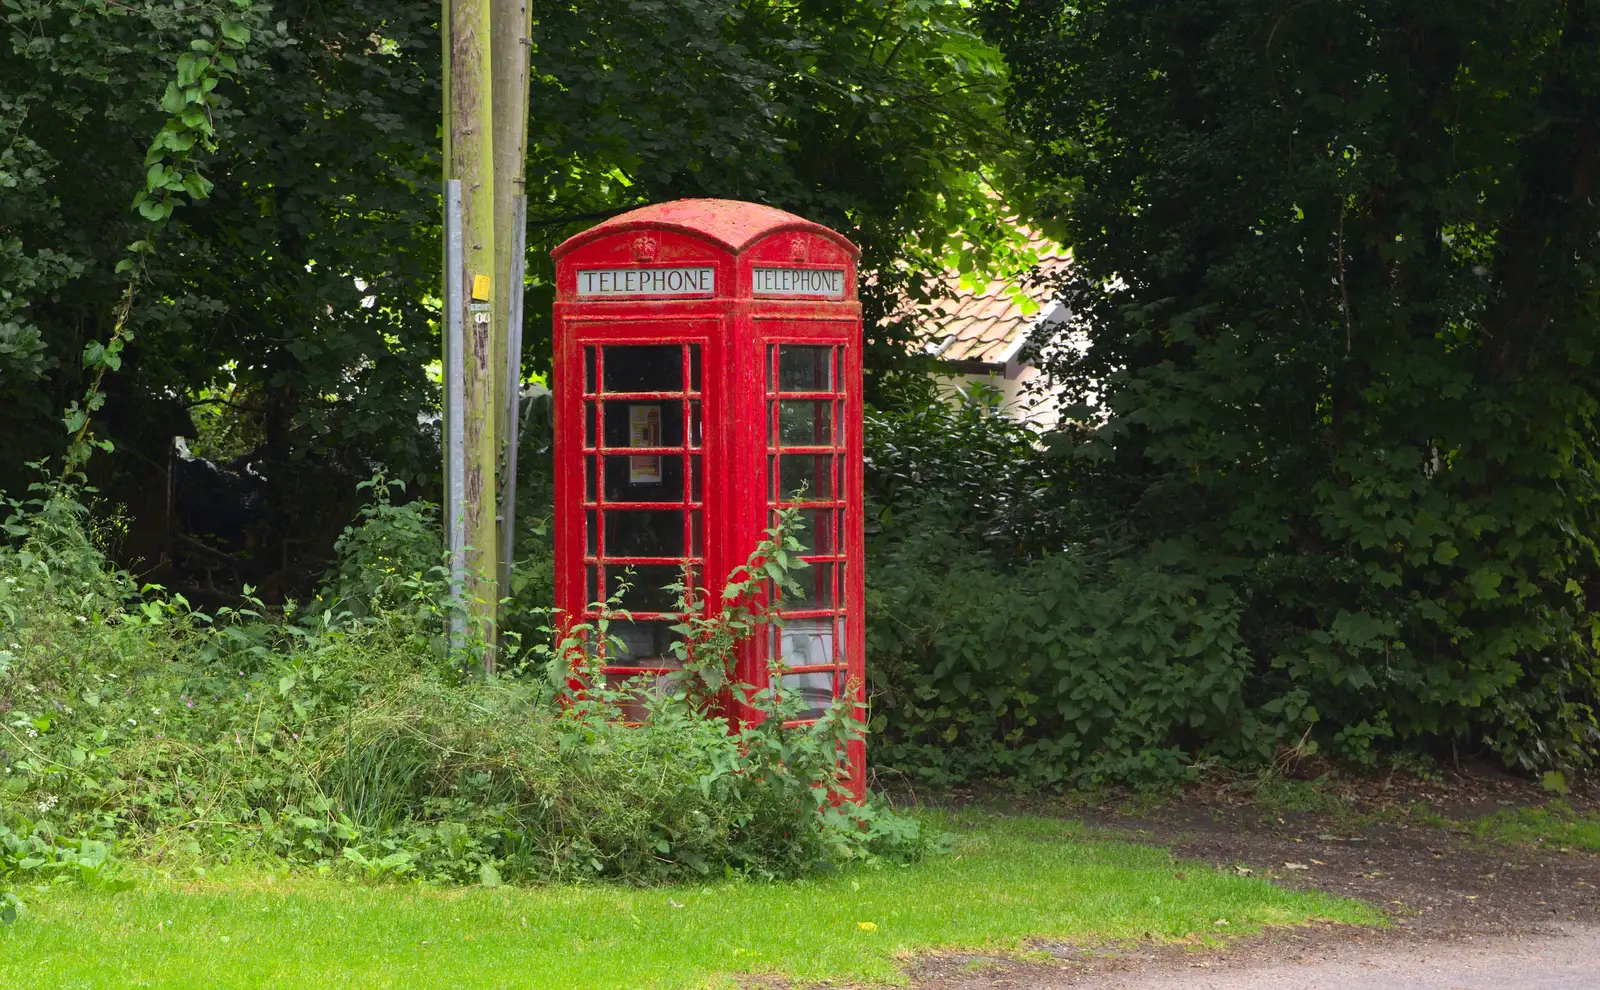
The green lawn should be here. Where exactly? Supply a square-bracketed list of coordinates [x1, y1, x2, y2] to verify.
[0, 814, 1379, 989]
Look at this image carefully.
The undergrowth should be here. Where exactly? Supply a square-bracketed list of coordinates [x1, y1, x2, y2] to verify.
[0, 480, 924, 917]
[1467, 801, 1600, 854]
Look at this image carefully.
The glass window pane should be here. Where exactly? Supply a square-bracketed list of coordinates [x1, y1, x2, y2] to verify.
[690, 401, 702, 448]
[605, 510, 684, 558]
[603, 672, 678, 723]
[796, 508, 833, 555]
[775, 617, 835, 667]
[778, 400, 833, 447]
[585, 456, 596, 502]
[689, 344, 702, 392]
[765, 344, 775, 393]
[586, 563, 599, 606]
[785, 562, 834, 609]
[690, 510, 703, 557]
[606, 621, 684, 664]
[779, 670, 837, 720]
[602, 401, 683, 448]
[602, 673, 656, 723]
[583, 346, 595, 393]
[608, 564, 683, 614]
[602, 345, 682, 392]
[585, 509, 597, 555]
[690, 455, 702, 503]
[779, 454, 832, 501]
[584, 402, 596, 448]
[604, 454, 683, 502]
[778, 346, 831, 391]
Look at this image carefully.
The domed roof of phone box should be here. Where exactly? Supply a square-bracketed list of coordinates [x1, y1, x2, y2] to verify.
[552, 198, 860, 259]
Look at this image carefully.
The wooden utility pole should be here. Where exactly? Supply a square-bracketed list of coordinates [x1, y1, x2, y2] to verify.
[442, 0, 498, 662]
[491, 0, 534, 667]
[443, 0, 532, 671]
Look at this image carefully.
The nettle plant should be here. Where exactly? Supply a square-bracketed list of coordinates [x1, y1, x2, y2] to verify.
[534, 508, 910, 861]
[541, 507, 855, 757]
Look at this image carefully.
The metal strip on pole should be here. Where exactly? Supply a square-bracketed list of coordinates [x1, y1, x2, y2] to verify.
[499, 193, 528, 599]
[444, 179, 468, 649]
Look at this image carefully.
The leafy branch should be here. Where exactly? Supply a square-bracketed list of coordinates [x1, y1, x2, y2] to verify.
[61, 11, 259, 474]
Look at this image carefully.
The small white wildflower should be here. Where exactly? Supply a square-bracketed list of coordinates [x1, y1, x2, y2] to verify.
[36, 794, 57, 813]
[75, 615, 87, 623]
[127, 718, 138, 727]
[25, 728, 37, 738]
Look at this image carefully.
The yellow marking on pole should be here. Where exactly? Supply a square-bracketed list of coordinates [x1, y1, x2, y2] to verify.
[472, 273, 492, 300]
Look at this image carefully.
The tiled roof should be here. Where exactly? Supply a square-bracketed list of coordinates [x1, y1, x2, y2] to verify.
[911, 242, 1071, 366]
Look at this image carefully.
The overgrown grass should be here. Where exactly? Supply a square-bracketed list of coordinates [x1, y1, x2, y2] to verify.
[1467, 801, 1600, 853]
[0, 812, 1380, 989]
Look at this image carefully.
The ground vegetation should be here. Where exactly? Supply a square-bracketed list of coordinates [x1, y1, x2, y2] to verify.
[0, 482, 922, 916]
[0, 810, 1373, 988]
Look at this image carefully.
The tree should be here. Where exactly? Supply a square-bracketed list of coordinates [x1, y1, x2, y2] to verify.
[2, 0, 1030, 602]
[985, 0, 1600, 771]
[521, 0, 1035, 400]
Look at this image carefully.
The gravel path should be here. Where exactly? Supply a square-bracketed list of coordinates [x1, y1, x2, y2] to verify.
[1071, 924, 1600, 989]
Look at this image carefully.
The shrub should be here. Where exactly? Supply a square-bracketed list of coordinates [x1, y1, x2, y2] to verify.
[867, 518, 1260, 789]
[317, 476, 443, 618]
[863, 381, 1600, 787]
[0, 483, 924, 898]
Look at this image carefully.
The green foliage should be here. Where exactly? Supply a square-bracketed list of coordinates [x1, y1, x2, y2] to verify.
[523, 0, 1036, 396]
[869, 525, 1254, 789]
[1246, 775, 1347, 817]
[865, 386, 1078, 562]
[318, 477, 444, 618]
[0, 482, 922, 903]
[1, 0, 1032, 575]
[981, 0, 1600, 775]
[3, 0, 271, 473]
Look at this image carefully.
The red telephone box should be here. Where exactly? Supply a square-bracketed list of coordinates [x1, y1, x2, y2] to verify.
[551, 199, 866, 794]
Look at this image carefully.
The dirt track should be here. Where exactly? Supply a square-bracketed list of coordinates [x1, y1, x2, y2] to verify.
[903, 765, 1600, 989]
